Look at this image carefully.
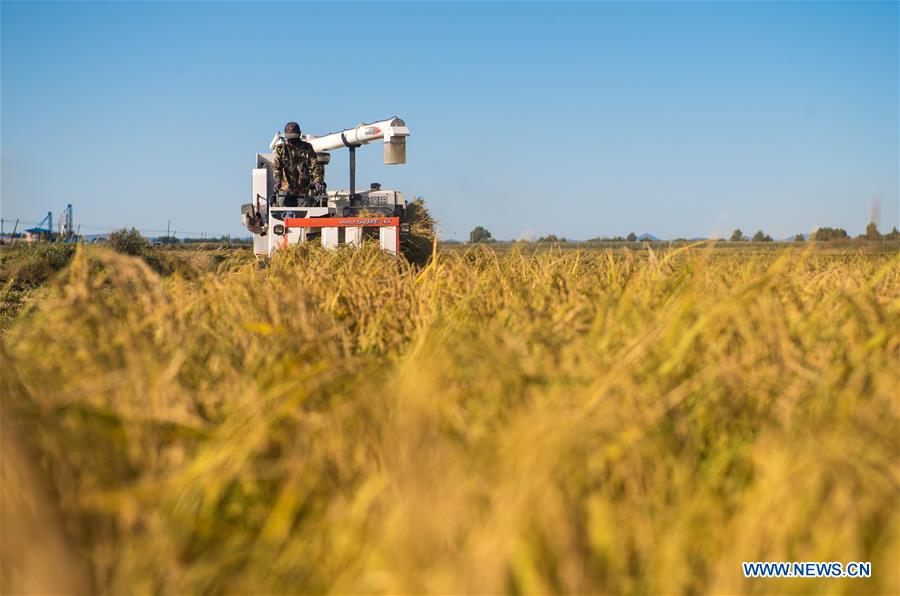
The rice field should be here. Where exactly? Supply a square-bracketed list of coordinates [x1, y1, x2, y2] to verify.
[1, 242, 898, 594]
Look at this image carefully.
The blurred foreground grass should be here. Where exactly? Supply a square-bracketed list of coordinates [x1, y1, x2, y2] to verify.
[1, 243, 898, 594]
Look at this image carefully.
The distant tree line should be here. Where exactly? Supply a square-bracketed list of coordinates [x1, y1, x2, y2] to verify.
[153, 235, 251, 246]
[729, 229, 774, 242]
[467, 228, 652, 244]
[586, 232, 642, 242]
[536, 234, 573, 243]
[730, 224, 900, 242]
[467, 224, 900, 244]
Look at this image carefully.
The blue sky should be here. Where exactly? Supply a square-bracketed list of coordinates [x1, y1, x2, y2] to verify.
[2, 1, 897, 240]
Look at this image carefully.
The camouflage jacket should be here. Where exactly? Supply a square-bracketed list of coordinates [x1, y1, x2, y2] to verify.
[273, 140, 323, 194]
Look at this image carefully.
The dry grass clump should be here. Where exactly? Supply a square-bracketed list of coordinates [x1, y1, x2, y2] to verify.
[0, 243, 79, 324]
[1, 243, 898, 594]
[403, 197, 437, 265]
[351, 197, 436, 265]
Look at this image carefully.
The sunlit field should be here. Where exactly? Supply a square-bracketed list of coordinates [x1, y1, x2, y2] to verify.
[2, 242, 898, 594]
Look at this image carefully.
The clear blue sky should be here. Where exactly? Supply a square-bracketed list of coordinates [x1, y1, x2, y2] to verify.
[2, 1, 897, 240]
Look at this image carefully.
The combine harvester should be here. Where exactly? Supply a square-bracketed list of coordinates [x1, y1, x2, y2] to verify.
[241, 117, 411, 257]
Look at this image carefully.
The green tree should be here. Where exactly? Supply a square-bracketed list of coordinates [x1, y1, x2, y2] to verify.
[794, 234, 806, 242]
[885, 226, 900, 240]
[752, 230, 773, 242]
[811, 227, 848, 241]
[730, 229, 745, 242]
[626, 232, 637, 242]
[468, 226, 493, 243]
[865, 222, 882, 241]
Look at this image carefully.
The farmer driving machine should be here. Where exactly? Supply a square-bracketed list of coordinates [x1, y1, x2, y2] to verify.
[241, 117, 411, 257]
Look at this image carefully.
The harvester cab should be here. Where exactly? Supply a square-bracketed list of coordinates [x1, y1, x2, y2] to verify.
[240, 117, 410, 257]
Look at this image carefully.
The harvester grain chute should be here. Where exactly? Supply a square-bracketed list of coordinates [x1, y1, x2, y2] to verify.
[241, 117, 411, 257]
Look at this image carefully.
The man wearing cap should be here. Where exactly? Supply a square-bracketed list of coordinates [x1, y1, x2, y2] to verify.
[273, 121, 325, 205]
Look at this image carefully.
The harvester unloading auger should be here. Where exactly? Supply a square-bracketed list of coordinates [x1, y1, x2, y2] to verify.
[241, 117, 411, 257]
